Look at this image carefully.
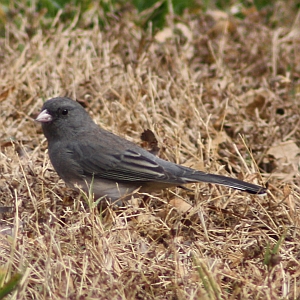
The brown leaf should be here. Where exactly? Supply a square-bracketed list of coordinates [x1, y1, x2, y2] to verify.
[242, 88, 273, 118]
[267, 141, 299, 163]
[245, 94, 266, 115]
[169, 198, 193, 214]
[140, 129, 160, 155]
[267, 141, 299, 181]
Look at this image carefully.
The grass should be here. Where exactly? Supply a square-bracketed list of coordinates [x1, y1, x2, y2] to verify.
[1, 1, 300, 299]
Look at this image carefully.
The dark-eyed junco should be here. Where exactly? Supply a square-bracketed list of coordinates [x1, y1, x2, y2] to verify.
[36, 97, 266, 203]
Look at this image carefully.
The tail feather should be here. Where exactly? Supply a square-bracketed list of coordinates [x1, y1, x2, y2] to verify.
[181, 171, 267, 195]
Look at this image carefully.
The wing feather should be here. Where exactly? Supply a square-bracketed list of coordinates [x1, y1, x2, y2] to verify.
[68, 143, 181, 183]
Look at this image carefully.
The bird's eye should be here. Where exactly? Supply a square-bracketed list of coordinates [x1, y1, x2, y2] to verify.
[62, 109, 68, 115]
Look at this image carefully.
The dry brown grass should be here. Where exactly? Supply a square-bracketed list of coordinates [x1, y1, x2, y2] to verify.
[1, 3, 300, 299]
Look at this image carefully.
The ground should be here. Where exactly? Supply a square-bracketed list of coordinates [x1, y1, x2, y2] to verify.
[0, 2, 300, 299]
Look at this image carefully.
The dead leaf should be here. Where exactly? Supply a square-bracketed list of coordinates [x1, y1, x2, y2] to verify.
[267, 141, 299, 163]
[140, 129, 160, 155]
[169, 198, 193, 214]
[245, 94, 266, 115]
[242, 88, 273, 118]
[267, 141, 299, 181]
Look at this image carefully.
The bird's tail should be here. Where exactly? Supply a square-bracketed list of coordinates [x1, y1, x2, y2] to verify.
[181, 170, 267, 195]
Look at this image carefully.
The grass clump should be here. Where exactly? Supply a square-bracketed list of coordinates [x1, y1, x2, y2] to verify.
[0, 1, 300, 299]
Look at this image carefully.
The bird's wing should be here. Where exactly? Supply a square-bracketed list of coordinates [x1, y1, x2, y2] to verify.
[68, 142, 183, 184]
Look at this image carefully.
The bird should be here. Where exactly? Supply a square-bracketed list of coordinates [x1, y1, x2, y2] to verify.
[36, 97, 267, 204]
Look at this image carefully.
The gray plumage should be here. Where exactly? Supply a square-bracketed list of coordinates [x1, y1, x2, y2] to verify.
[36, 97, 267, 203]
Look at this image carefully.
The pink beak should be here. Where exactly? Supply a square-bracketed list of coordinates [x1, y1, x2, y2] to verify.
[36, 109, 53, 123]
